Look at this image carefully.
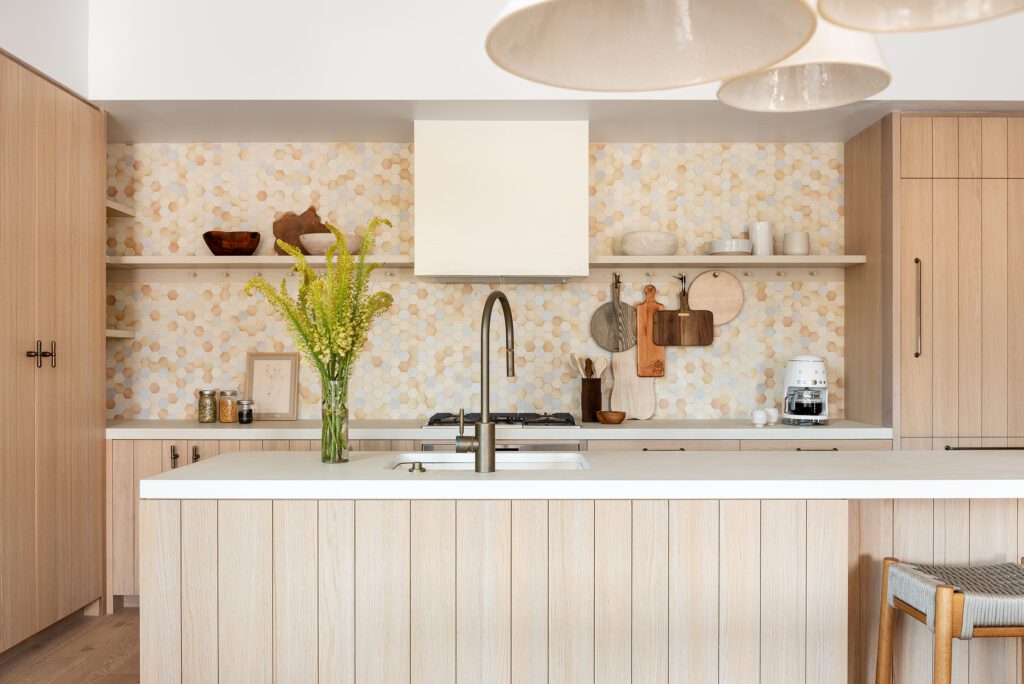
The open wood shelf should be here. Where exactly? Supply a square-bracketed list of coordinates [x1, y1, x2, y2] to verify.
[589, 255, 867, 269]
[106, 254, 415, 270]
[105, 328, 136, 339]
[105, 199, 135, 218]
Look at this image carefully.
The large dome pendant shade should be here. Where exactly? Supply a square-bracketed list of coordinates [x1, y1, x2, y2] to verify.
[485, 0, 819, 92]
[819, 0, 1024, 32]
[717, 15, 891, 112]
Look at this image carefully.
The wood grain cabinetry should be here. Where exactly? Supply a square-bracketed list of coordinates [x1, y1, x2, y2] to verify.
[896, 115, 1024, 439]
[740, 439, 892, 451]
[0, 52, 105, 652]
[142, 497, 849, 684]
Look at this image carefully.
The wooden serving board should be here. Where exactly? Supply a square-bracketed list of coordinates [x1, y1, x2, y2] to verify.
[635, 284, 665, 377]
[653, 276, 714, 347]
[610, 347, 656, 420]
[688, 270, 744, 325]
[590, 272, 638, 352]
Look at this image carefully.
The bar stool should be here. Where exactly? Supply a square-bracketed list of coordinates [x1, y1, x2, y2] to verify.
[875, 556, 1024, 684]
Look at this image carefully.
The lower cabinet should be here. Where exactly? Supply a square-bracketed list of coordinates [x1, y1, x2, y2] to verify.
[741, 439, 893, 451]
[586, 439, 740, 451]
[140, 498, 849, 683]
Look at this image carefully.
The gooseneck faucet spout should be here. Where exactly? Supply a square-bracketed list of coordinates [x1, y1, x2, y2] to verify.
[456, 291, 515, 473]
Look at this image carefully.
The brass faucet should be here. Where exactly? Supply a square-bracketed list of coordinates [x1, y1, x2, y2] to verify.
[455, 291, 515, 473]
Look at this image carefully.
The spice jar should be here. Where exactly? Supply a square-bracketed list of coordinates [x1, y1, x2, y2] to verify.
[197, 388, 217, 423]
[218, 389, 239, 423]
[238, 399, 255, 425]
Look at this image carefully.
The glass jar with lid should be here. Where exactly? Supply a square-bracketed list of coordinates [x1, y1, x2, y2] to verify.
[197, 388, 217, 423]
[219, 389, 239, 423]
[237, 399, 255, 425]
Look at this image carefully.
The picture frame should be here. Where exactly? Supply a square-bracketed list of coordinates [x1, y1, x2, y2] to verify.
[245, 352, 300, 421]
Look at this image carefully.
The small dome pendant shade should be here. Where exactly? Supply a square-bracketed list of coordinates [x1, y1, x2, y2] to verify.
[818, 0, 1024, 32]
[717, 14, 891, 112]
[485, 0, 818, 92]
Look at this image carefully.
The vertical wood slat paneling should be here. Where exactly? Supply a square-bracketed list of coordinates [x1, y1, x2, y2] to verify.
[218, 501, 273, 684]
[139, 500, 181, 684]
[901, 116, 933, 177]
[319, 501, 355, 684]
[273, 501, 318, 683]
[511, 501, 548, 684]
[932, 179, 960, 435]
[982, 179, 1009, 438]
[960, 118, 983, 178]
[1009, 119, 1024, 178]
[111, 441, 135, 595]
[594, 501, 631, 684]
[632, 501, 669, 684]
[1009, 181, 1024, 437]
[457, 501, 511, 684]
[982, 117, 1009, 178]
[669, 501, 719, 684]
[549, 500, 594, 684]
[935, 499, 971, 684]
[760, 501, 806, 684]
[959, 179, 984, 437]
[355, 500, 410, 684]
[933, 117, 959, 178]
[807, 501, 848, 684]
[412, 501, 456, 684]
[719, 500, 760, 683]
[969, 499, 1018, 683]
[893, 499, 934, 684]
[900, 179, 933, 436]
[181, 500, 217, 684]
[849, 500, 894, 684]
[133, 441, 164, 594]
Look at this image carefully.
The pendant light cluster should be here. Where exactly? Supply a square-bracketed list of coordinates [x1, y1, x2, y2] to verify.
[486, 0, 1024, 111]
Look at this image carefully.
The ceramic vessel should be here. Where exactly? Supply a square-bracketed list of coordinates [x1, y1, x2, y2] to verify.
[596, 410, 627, 425]
[707, 238, 753, 255]
[299, 233, 361, 255]
[202, 231, 261, 256]
[618, 231, 679, 256]
[783, 231, 811, 255]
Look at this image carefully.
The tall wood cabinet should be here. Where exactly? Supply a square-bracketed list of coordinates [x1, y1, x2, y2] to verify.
[897, 116, 1024, 441]
[0, 52, 105, 652]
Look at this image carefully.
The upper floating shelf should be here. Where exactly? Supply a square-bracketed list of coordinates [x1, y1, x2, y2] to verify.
[105, 199, 135, 218]
[590, 255, 866, 269]
[106, 255, 414, 270]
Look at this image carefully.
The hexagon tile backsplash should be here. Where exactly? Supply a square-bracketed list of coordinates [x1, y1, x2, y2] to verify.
[106, 142, 845, 421]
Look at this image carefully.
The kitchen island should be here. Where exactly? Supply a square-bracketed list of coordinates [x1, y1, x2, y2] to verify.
[138, 449, 1024, 684]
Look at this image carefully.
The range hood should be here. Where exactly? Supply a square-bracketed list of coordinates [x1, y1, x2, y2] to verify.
[413, 120, 589, 282]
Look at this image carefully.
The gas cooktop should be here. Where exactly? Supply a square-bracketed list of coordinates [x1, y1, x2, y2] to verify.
[425, 412, 578, 428]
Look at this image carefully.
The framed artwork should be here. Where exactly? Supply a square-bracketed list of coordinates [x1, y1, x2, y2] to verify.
[245, 352, 300, 420]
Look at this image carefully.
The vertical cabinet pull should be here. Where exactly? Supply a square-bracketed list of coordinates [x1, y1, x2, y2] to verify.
[45, 341, 56, 368]
[170, 445, 179, 469]
[914, 257, 922, 358]
[25, 340, 43, 368]
[191, 446, 200, 463]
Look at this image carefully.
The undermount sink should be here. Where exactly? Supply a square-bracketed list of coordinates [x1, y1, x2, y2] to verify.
[391, 452, 590, 471]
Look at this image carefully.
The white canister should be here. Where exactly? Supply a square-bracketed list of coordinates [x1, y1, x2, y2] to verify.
[783, 231, 811, 255]
[751, 409, 768, 427]
[748, 221, 773, 256]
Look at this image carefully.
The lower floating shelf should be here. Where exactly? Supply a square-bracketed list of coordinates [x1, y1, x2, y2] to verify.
[105, 329, 136, 340]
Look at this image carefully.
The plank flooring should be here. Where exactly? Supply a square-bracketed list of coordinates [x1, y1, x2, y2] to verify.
[0, 609, 139, 683]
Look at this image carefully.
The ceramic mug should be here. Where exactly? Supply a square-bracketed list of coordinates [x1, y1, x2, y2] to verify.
[749, 221, 773, 256]
[751, 409, 768, 427]
[765, 407, 780, 425]
[783, 231, 810, 255]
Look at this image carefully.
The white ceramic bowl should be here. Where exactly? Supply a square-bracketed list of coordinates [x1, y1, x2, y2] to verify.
[617, 231, 679, 256]
[707, 238, 753, 255]
[299, 233, 360, 255]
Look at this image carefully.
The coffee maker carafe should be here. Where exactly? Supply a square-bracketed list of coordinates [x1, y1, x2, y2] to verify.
[782, 355, 829, 426]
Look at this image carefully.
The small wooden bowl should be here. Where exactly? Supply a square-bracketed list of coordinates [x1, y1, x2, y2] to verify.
[203, 230, 261, 256]
[596, 411, 626, 425]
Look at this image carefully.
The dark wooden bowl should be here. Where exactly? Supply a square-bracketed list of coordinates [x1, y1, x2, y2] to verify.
[596, 410, 626, 425]
[203, 231, 261, 256]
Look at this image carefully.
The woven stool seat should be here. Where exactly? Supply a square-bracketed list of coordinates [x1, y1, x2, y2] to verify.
[887, 562, 1024, 638]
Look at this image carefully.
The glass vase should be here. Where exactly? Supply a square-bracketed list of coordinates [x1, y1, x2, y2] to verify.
[321, 378, 349, 463]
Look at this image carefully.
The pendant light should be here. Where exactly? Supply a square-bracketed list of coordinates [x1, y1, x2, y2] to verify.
[485, 0, 818, 92]
[818, 0, 1024, 32]
[717, 12, 890, 112]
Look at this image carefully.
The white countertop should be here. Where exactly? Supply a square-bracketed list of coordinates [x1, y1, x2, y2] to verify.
[108, 418, 892, 441]
[139, 448, 1022, 500]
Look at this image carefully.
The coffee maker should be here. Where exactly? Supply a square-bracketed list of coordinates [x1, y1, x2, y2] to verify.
[782, 355, 829, 426]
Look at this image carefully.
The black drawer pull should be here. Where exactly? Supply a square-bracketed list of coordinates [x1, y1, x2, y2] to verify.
[170, 445, 180, 469]
[642, 447, 686, 452]
[796, 447, 839, 451]
[191, 445, 201, 463]
[944, 446, 1024, 451]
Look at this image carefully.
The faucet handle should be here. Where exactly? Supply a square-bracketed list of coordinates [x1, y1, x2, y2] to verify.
[458, 408, 465, 436]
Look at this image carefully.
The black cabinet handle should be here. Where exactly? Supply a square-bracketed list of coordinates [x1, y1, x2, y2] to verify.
[796, 447, 839, 451]
[170, 445, 179, 469]
[26, 340, 42, 368]
[642, 447, 686, 451]
[944, 446, 1024, 451]
[191, 446, 200, 463]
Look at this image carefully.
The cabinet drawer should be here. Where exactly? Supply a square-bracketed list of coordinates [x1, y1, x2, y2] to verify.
[740, 439, 892, 451]
[587, 439, 740, 452]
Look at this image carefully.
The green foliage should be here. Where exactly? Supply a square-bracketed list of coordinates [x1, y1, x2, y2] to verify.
[245, 218, 395, 382]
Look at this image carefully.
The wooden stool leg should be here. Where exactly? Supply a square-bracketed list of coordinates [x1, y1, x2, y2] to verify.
[934, 585, 955, 684]
[876, 557, 899, 684]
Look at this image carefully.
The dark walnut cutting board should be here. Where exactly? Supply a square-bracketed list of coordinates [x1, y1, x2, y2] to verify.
[653, 275, 714, 347]
[635, 284, 665, 377]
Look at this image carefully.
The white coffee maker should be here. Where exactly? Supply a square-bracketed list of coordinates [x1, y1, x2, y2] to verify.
[781, 355, 829, 426]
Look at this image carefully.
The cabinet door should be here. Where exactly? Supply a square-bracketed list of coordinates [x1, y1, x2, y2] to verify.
[931, 180, 959, 437]
[900, 179, 933, 437]
[901, 117, 932, 178]
[0, 56, 41, 649]
[586, 439, 740, 451]
[739, 439, 892, 451]
[1008, 180, 1024, 436]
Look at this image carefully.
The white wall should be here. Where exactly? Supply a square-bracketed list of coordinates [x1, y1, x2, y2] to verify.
[0, 0, 89, 95]
[87, 0, 1024, 102]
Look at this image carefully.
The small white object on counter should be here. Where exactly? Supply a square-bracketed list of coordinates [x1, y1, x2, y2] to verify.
[765, 407, 780, 424]
[751, 409, 768, 427]
[140, 449, 1024, 501]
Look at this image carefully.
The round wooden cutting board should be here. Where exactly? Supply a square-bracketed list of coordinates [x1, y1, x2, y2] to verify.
[687, 270, 744, 325]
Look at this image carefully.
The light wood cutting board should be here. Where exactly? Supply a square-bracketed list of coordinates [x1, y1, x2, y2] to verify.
[610, 346, 656, 420]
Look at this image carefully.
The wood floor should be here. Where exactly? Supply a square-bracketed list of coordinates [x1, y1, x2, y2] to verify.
[0, 609, 139, 683]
